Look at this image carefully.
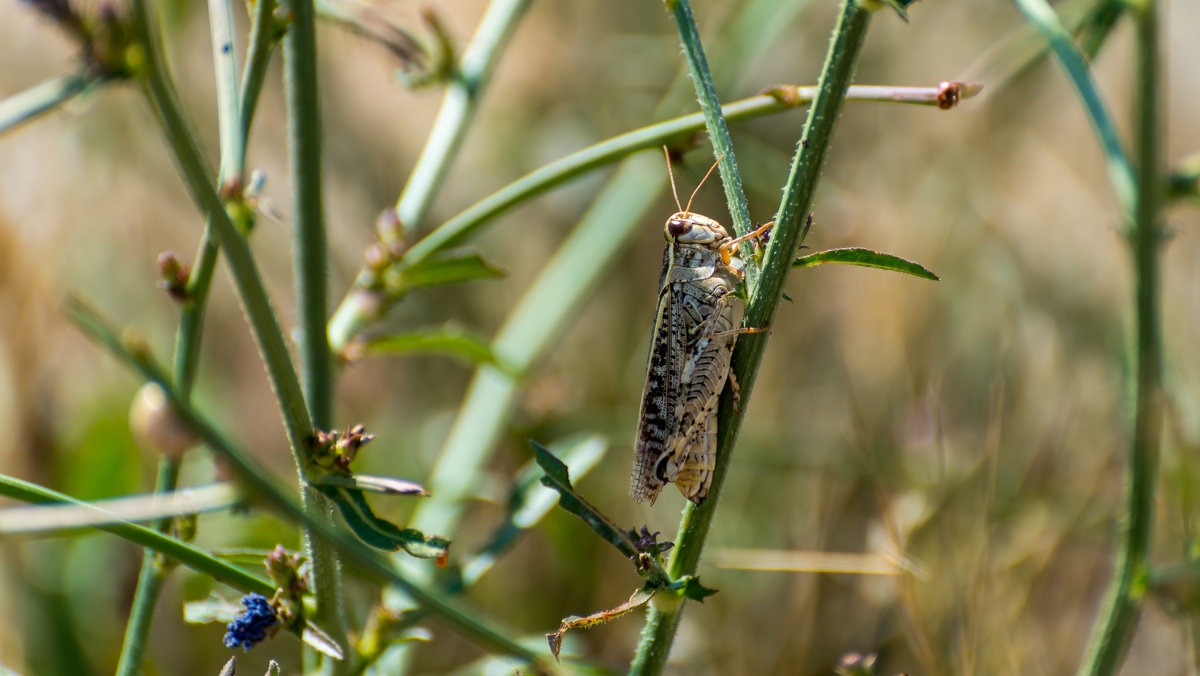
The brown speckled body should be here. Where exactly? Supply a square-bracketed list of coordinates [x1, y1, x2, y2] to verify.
[630, 212, 743, 505]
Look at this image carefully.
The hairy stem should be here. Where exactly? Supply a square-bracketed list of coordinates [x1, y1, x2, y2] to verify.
[1078, 0, 1163, 673]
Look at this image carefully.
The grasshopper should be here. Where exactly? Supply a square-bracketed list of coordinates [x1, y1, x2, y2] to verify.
[630, 151, 771, 505]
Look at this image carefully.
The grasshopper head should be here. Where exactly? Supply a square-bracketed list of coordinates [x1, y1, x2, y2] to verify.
[664, 212, 730, 247]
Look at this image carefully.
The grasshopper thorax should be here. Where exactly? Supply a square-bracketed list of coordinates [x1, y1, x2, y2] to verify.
[664, 212, 730, 248]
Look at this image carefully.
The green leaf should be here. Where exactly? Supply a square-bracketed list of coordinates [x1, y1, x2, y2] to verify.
[364, 323, 507, 371]
[314, 472, 429, 497]
[677, 576, 718, 602]
[316, 485, 449, 558]
[793, 247, 939, 281]
[389, 250, 504, 295]
[530, 440, 670, 586]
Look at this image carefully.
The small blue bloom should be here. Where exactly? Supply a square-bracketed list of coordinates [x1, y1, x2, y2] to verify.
[223, 593, 279, 651]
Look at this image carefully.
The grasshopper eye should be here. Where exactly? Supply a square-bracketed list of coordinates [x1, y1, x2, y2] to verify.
[667, 218, 692, 237]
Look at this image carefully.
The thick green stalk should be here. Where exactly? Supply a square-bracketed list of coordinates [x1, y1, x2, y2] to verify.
[1078, 0, 1163, 673]
[631, 1, 873, 672]
[393, 0, 533, 234]
[277, 0, 348, 664]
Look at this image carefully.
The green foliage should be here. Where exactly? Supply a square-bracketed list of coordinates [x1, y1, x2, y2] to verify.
[794, 247, 939, 280]
[0, 0, 1187, 673]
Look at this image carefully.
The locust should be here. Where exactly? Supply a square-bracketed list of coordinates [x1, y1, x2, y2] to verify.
[630, 151, 771, 505]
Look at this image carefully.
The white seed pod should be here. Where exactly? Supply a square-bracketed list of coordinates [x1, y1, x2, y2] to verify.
[129, 383, 198, 459]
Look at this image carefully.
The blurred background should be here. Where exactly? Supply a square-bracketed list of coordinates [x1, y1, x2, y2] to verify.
[1, 0, 1199, 674]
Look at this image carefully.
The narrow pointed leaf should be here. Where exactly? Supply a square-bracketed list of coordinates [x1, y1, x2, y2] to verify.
[461, 435, 607, 586]
[316, 485, 449, 558]
[678, 576, 718, 602]
[793, 247, 939, 280]
[530, 440, 670, 586]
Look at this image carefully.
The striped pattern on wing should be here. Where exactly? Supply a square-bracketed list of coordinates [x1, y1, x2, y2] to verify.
[630, 267, 737, 505]
[630, 268, 689, 505]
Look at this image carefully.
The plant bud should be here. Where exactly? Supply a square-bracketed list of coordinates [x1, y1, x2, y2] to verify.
[129, 383, 197, 459]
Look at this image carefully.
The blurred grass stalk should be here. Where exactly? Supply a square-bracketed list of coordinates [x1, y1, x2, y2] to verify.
[631, 0, 874, 672]
[1010, 0, 1163, 674]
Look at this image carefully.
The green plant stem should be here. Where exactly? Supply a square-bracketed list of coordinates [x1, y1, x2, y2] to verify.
[631, 1, 873, 673]
[665, 0, 753, 242]
[0, 73, 97, 137]
[1078, 0, 1163, 673]
[326, 80, 970, 351]
[115, 455, 184, 676]
[278, 0, 348, 661]
[393, 0, 533, 235]
[0, 475, 273, 593]
[1011, 0, 1136, 220]
[240, 0, 278, 159]
[66, 301, 549, 669]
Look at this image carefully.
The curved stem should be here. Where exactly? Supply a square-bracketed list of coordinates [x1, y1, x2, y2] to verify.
[1078, 0, 1163, 673]
[393, 0, 533, 235]
[328, 80, 969, 351]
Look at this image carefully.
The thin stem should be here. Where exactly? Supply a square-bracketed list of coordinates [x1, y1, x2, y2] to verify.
[0, 73, 96, 137]
[0, 475, 273, 594]
[326, 82, 973, 351]
[209, 0, 242, 187]
[239, 0, 278, 159]
[278, 0, 348, 661]
[631, 1, 874, 673]
[1078, 0, 1163, 673]
[1011, 0, 1136, 220]
[393, 0, 533, 235]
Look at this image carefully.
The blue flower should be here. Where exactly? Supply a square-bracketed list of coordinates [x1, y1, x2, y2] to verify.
[223, 593, 279, 651]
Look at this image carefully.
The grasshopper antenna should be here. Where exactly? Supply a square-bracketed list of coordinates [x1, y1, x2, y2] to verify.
[685, 156, 722, 215]
[663, 147, 683, 212]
